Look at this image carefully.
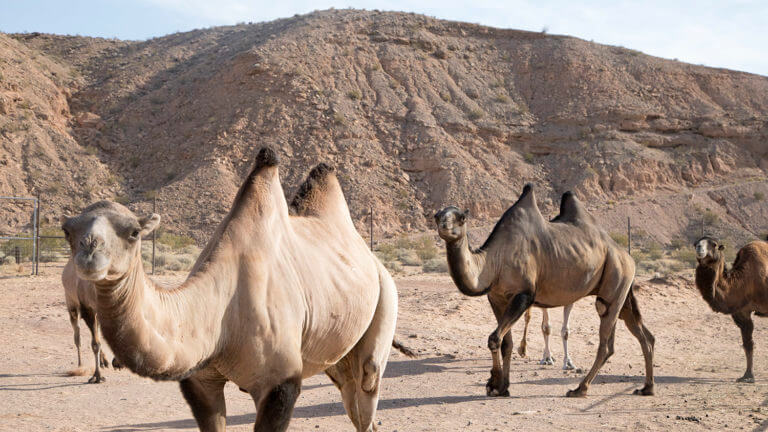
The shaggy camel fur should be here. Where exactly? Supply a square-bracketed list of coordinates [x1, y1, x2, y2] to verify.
[518, 305, 576, 370]
[694, 236, 768, 383]
[435, 186, 655, 397]
[61, 148, 400, 432]
[62, 258, 116, 383]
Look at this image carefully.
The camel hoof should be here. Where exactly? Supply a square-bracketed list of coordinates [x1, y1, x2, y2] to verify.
[517, 346, 527, 358]
[565, 388, 586, 398]
[539, 356, 555, 366]
[485, 386, 509, 397]
[633, 385, 654, 396]
[736, 375, 755, 383]
[563, 359, 576, 370]
[88, 375, 105, 384]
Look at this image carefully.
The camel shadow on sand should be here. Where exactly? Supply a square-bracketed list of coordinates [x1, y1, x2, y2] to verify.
[518, 374, 737, 387]
[0, 372, 88, 392]
[103, 356, 486, 431]
[103, 394, 490, 431]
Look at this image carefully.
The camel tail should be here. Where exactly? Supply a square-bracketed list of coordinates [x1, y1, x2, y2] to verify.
[392, 339, 418, 358]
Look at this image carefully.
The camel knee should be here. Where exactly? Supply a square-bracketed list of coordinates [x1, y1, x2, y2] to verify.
[541, 323, 551, 337]
[595, 298, 609, 317]
[361, 357, 379, 394]
[488, 332, 501, 351]
[561, 327, 569, 341]
[91, 340, 100, 353]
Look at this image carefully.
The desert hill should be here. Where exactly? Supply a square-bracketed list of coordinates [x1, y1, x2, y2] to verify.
[1, 9, 766, 247]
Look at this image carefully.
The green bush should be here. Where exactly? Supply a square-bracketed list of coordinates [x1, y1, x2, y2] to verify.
[375, 243, 397, 262]
[754, 191, 765, 201]
[646, 242, 663, 260]
[672, 248, 697, 266]
[397, 249, 421, 266]
[610, 232, 629, 248]
[157, 232, 195, 250]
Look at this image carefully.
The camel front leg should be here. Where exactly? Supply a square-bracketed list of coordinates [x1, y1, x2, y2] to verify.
[732, 312, 755, 383]
[562, 304, 576, 370]
[179, 369, 227, 432]
[81, 308, 106, 383]
[67, 307, 82, 367]
[539, 308, 554, 365]
[487, 291, 534, 396]
[253, 376, 302, 432]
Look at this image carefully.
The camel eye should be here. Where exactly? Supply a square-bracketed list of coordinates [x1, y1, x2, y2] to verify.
[129, 230, 140, 240]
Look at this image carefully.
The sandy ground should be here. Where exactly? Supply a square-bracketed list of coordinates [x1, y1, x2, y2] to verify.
[1, 270, 767, 431]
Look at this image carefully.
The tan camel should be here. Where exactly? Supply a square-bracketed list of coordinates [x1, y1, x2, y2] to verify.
[693, 236, 768, 383]
[435, 186, 655, 397]
[518, 304, 576, 370]
[62, 258, 116, 383]
[61, 148, 399, 432]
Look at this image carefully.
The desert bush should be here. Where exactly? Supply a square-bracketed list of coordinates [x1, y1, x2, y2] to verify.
[610, 232, 629, 248]
[397, 249, 421, 266]
[468, 109, 483, 120]
[755, 191, 765, 201]
[703, 210, 719, 226]
[347, 90, 361, 100]
[165, 257, 184, 271]
[383, 260, 402, 273]
[394, 236, 415, 250]
[375, 243, 397, 262]
[672, 248, 697, 266]
[523, 152, 534, 164]
[422, 258, 448, 273]
[414, 236, 438, 261]
[493, 94, 510, 103]
[646, 242, 663, 260]
[158, 232, 195, 250]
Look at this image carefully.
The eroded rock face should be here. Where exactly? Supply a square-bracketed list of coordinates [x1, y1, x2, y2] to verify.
[2, 10, 767, 243]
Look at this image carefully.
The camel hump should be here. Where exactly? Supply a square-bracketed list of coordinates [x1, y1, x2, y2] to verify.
[552, 191, 592, 224]
[290, 163, 355, 230]
[243, 146, 279, 182]
[290, 163, 337, 215]
[516, 183, 537, 209]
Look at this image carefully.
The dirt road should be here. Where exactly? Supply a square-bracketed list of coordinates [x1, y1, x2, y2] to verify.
[1, 273, 766, 431]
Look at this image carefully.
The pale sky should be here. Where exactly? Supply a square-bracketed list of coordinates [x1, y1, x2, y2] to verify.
[1, 0, 765, 76]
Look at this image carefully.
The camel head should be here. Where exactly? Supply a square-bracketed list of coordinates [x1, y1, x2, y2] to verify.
[434, 206, 469, 242]
[694, 236, 725, 264]
[61, 201, 160, 282]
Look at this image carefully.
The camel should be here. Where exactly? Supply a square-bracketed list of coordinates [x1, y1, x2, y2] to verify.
[693, 235, 768, 383]
[60, 148, 402, 432]
[434, 186, 655, 397]
[62, 258, 119, 383]
[517, 305, 576, 370]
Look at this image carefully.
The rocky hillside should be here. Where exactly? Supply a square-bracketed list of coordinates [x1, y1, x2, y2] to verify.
[1, 9, 766, 246]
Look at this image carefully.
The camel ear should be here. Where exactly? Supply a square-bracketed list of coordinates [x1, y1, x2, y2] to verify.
[139, 213, 161, 236]
[718, 244, 725, 251]
[60, 214, 71, 227]
[456, 209, 469, 223]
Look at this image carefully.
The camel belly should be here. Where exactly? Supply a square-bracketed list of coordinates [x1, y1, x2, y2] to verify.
[300, 285, 379, 372]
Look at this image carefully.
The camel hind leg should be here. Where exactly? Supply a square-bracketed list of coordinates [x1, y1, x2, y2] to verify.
[517, 308, 531, 357]
[619, 288, 655, 395]
[562, 304, 576, 370]
[67, 307, 82, 367]
[567, 259, 631, 398]
[329, 265, 398, 431]
[732, 311, 755, 383]
[539, 308, 554, 365]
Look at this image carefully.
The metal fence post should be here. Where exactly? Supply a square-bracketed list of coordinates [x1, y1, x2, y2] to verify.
[627, 216, 631, 254]
[35, 195, 40, 275]
[369, 205, 373, 251]
[31, 197, 38, 276]
[152, 196, 157, 275]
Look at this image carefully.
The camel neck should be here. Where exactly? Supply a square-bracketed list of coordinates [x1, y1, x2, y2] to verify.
[695, 258, 731, 313]
[94, 249, 233, 381]
[445, 235, 490, 297]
